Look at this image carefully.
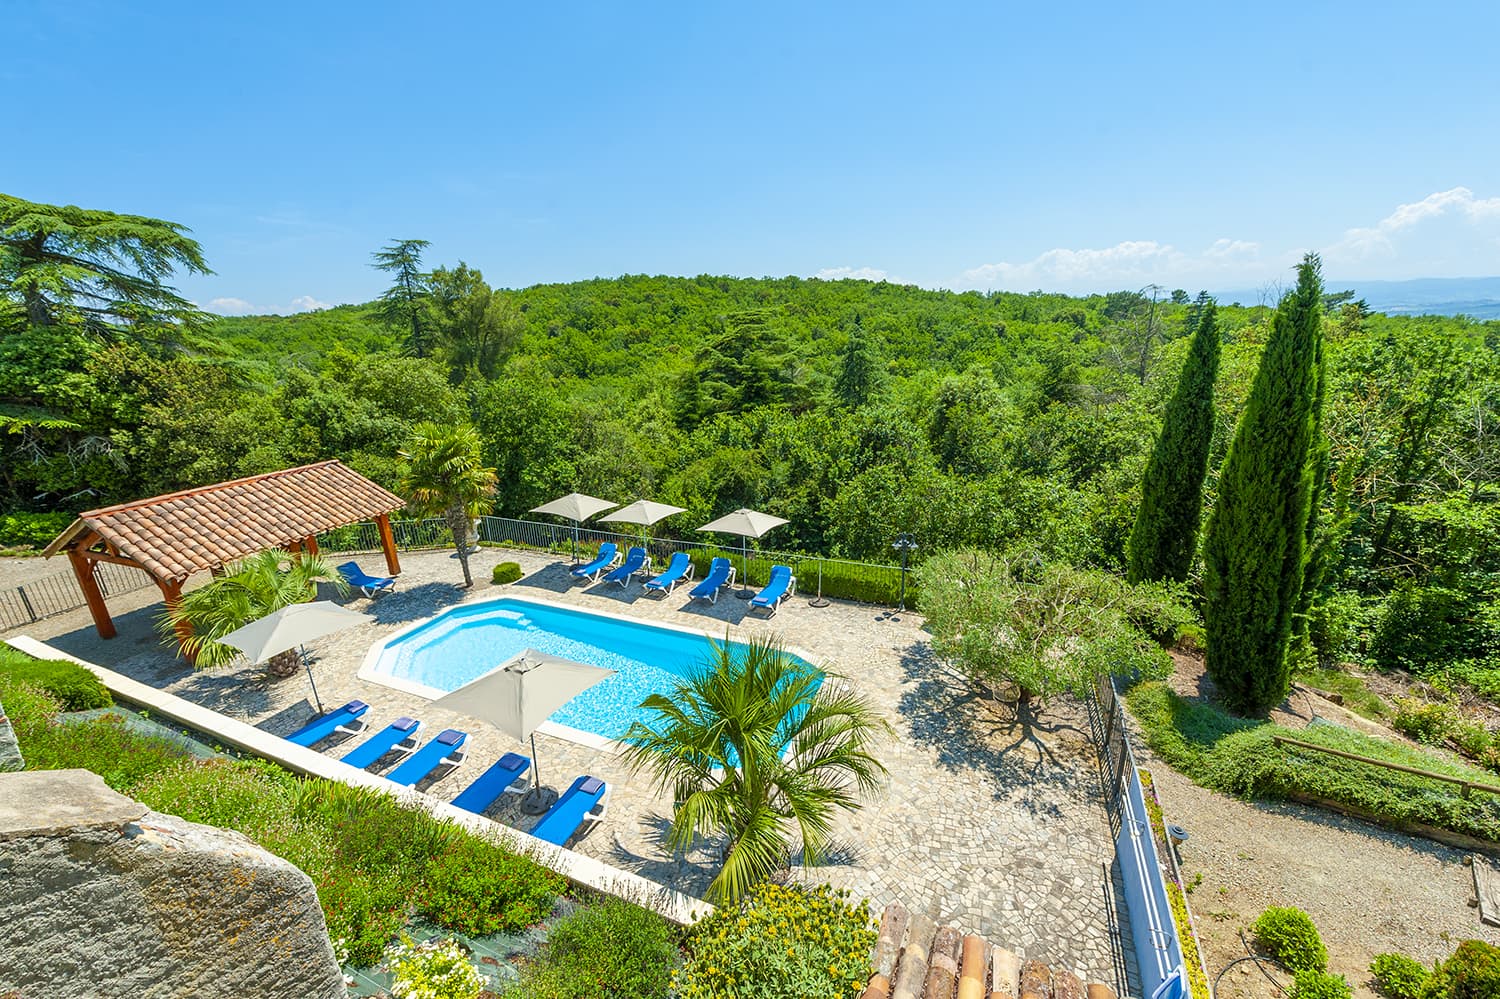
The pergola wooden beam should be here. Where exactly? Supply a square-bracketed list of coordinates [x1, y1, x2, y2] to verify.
[65, 547, 116, 640]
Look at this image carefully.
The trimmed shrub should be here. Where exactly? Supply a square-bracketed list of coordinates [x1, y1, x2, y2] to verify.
[0, 649, 111, 710]
[506, 897, 676, 999]
[417, 835, 565, 937]
[1392, 698, 1456, 745]
[1435, 940, 1500, 999]
[1369, 953, 1431, 999]
[491, 561, 523, 585]
[675, 883, 875, 999]
[1252, 907, 1327, 973]
[1289, 970, 1352, 999]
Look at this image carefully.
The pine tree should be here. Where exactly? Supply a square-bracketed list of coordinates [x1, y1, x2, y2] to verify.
[372, 238, 432, 358]
[1202, 254, 1326, 715]
[1127, 293, 1220, 584]
[834, 313, 886, 409]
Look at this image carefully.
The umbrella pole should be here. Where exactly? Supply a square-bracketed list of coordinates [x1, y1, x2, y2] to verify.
[521, 731, 558, 815]
[572, 523, 579, 563]
[300, 645, 325, 715]
[736, 536, 754, 599]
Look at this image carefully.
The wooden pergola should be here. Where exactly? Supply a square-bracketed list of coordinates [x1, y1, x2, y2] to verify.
[43, 461, 405, 652]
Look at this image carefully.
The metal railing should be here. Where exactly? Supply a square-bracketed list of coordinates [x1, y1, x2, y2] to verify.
[318, 515, 918, 607]
[0, 560, 155, 633]
[1087, 674, 1194, 999]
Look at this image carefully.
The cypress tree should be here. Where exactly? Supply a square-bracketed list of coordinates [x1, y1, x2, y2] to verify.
[1202, 254, 1325, 715]
[1127, 293, 1220, 584]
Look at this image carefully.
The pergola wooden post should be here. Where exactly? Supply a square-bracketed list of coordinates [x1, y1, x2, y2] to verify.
[65, 547, 116, 640]
[376, 513, 401, 575]
[157, 577, 194, 660]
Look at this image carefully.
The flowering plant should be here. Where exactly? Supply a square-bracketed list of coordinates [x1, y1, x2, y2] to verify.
[383, 934, 482, 999]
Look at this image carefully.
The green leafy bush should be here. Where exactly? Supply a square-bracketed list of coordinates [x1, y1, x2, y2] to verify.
[18, 712, 191, 791]
[1392, 698, 1456, 745]
[417, 835, 565, 936]
[383, 935, 482, 999]
[491, 561, 523, 585]
[1369, 953, 1431, 999]
[1371, 584, 1492, 673]
[0, 649, 111, 710]
[1127, 682, 1500, 842]
[0, 511, 72, 549]
[1289, 969, 1351, 999]
[0, 679, 61, 740]
[1432, 940, 1500, 999]
[675, 883, 875, 999]
[507, 897, 676, 999]
[1253, 907, 1327, 973]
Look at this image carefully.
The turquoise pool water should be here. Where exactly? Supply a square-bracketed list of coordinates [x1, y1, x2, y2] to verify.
[371, 598, 814, 740]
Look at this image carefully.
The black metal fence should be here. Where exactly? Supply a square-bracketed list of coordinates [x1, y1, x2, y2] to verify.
[0, 560, 155, 633]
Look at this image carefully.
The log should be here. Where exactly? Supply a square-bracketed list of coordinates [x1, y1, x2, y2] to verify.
[990, 947, 1020, 999]
[923, 926, 962, 999]
[875, 904, 910, 980]
[891, 914, 937, 999]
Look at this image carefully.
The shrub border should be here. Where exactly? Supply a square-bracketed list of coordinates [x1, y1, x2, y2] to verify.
[3, 634, 714, 928]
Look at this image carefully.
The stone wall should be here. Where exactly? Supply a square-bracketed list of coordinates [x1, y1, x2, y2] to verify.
[0, 769, 345, 999]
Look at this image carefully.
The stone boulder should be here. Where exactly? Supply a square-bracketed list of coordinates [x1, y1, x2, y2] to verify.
[0, 703, 21, 772]
[0, 769, 346, 999]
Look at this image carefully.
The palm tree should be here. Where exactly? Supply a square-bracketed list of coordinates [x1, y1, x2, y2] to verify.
[620, 635, 889, 903]
[398, 421, 497, 587]
[157, 549, 347, 676]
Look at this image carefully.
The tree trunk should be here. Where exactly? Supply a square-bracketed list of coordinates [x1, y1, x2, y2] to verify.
[447, 508, 474, 588]
[267, 648, 302, 679]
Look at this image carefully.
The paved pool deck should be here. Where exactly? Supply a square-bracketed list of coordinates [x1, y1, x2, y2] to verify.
[6, 547, 1130, 988]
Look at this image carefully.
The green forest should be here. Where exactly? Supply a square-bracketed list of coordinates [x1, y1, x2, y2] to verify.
[2, 194, 1496, 700]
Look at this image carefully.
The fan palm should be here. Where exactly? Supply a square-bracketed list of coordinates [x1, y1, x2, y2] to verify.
[156, 549, 347, 675]
[620, 635, 889, 903]
[397, 421, 498, 587]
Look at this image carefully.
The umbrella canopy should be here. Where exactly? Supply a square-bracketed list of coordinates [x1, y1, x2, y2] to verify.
[429, 648, 615, 812]
[529, 492, 618, 562]
[530, 492, 617, 523]
[219, 601, 372, 713]
[697, 508, 789, 539]
[697, 508, 789, 598]
[598, 500, 686, 528]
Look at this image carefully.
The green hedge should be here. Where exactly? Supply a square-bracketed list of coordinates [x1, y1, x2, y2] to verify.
[0, 647, 111, 710]
[492, 561, 524, 585]
[1127, 681, 1500, 842]
[679, 547, 913, 606]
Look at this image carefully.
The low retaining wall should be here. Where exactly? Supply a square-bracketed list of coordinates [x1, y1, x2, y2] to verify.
[5, 635, 713, 928]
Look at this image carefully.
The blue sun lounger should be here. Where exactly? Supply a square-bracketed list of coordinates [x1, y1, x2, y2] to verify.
[531, 775, 609, 846]
[643, 551, 695, 595]
[603, 546, 651, 587]
[750, 565, 796, 616]
[450, 752, 531, 815]
[285, 699, 369, 747]
[387, 729, 468, 786]
[340, 716, 421, 770]
[337, 561, 396, 597]
[687, 557, 736, 604]
[571, 543, 619, 582]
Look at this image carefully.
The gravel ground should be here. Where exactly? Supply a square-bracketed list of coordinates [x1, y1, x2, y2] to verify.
[1133, 657, 1500, 999]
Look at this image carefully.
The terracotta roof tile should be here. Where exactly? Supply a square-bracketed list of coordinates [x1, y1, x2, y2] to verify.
[43, 461, 404, 582]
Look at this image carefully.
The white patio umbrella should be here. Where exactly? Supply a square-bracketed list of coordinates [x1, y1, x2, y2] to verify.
[429, 649, 615, 813]
[529, 492, 618, 562]
[218, 601, 372, 715]
[697, 508, 789, 599]
[597, 500, 686, 548]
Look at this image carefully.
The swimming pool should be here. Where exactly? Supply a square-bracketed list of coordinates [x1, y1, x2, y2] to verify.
[360, 597, 817, 742]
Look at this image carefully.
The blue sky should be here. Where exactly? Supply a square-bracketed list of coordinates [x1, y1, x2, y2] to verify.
[8, 1, 1500, 314]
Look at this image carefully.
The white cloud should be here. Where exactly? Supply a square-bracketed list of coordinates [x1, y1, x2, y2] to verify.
[206, 297, 255, 315]
[953, 186, 1500, 292]
[204, 294, 333, 316]
[1323, 187, 1500, 269]
[814, 266, 895, 283]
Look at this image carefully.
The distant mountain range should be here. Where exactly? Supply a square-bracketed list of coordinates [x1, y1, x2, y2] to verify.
[1214, 277, 1500, 319]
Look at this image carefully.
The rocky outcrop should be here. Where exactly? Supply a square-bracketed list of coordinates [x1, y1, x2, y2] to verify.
[861, 903, 1119, 999]
[0, 702, 21, 772]
[0, 769, 345, 999]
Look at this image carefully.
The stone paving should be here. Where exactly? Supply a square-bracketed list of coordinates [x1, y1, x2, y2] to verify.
[8, 547, 1129, 988]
